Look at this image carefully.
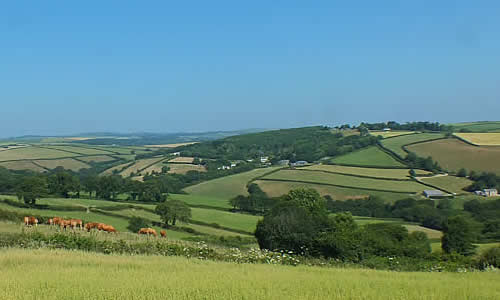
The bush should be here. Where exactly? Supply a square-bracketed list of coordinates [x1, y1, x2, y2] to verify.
[127, 217, 151, 233]
[478, 246, 500, 268]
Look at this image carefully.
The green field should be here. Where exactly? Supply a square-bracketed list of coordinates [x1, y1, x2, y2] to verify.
[120, 157, 166, 177]
[0, 146, 77, 162]
[191, 207, 261, 233]
[41, 145, 114, 155]
[380, 133, 445, 158]
[302, 164, 431, 179]
[331, 146, 405, 168]
[450, 121, 500, 133]
[166, 163, 206, 174]
[0, 248, 498, 300]
[34, 158, 90, 171]
[454, 133, 500, 146]
[370, 130, 416, 138]
[254, 180, 415, 202]
[262, 170, 428, 193]
[420, 176, 473, 194]
[407, 138, 500, 174]
[184, 167, 282, 199]
[77, 155, 116, 163]
[0, 161, 47, 172]
[169, 194, 231, 209]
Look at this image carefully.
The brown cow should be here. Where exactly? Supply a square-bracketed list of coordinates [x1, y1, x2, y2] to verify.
[24, 216, 38, 227]
[59, 219, 72, 230]
[97, 223, 106, 231]
[52, 217, 62, 226]
[160, 230, 167, 238]
[101, 224, 116, 233]
[69, 219, 83, 230]
[85, 222, 99, 232]
[138, 228, 157, 237]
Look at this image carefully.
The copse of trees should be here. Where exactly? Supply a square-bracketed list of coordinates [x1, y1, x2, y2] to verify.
[230, 184, 278, 214]
[359, 121, 451, 132]
[155, 200, 191, 226]
[405, 152, 442, 173]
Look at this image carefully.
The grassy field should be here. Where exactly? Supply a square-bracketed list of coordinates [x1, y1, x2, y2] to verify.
[262, 170, 428, 193]
[77, 155, 116, 163]
[254, 180, 413, 202]
[302, 164, 431, 179]
[120, 157, 166, 177]
[380, 133, 445, 158]
[370, 131, 416, 138]
[191, 207, 261, 233]
[0, 146, 77, 162]
[42, 145, 114, 155]
[331, 146, 405, 168]
[450, 121, 500, 133]
[167, 163, 206, 174]
[184, 167, 282, 199]
[0, 161, 46, 172]
[420, 176, 473, 194]
[145, 142, 198, 148]
[169, 194, 231, 209]
[407, 138, 500, 174]
[1, 249, 498, 300]
[169, 156, 195, 163]
[454, 133, 500, 146]
[34, 158, 90, 171]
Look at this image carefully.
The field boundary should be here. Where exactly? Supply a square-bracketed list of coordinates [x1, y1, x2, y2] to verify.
[291, 168, 412, 182]
[188, 219, 254, 235]
[451, 134, 481, 147]
[400, 137, 448, 155]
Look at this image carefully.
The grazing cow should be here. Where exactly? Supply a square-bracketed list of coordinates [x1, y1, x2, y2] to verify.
[69, 219, 83, 230]
[48, 218, 53, 226]
[85, 222, 99, 232]
[160, 230, 167, 238]
[97, 223, 106, 231]
[24, 216, 38, 227]
[101, 225, 116, 233]
[138, 228, 157, 237]
[52, 217, 62, 226]
[59, 219, 72, 231]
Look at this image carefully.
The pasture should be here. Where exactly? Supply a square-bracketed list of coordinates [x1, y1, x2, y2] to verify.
[166, 163, 206, 174]
[77, 155, 116, 163]
[41, 145, 113, 155]
[169, 194, 231, 210]
[302, 164, 431, 179]
[184, 167, 282, 199]
[331, 146, 405, 168]
[420, 176, 473, 194]
[406, 138, 500, 174]
[190, 207, 261, 233]
[1, 249, 498, 300]
[34, 158, 90, 171]
[370, 130, 415, 139]
[145, 142, 198, 148]
[0, 146, 77, 162]
[169, 156, 195, 163]
[454, 133, 500, 146]
[262, 170, 428, 193]
[0, 161, 46, 172]
[254, 180, 412, 203]
[380, 133, 445, 158]
[120, 157, 166, 177]
[450, 121, 500, 133]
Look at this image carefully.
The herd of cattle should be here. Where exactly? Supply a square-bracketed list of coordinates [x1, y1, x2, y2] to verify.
[23, 216, 166, 237]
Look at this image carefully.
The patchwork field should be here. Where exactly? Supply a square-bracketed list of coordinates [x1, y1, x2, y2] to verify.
[454, 133, 500, 146]
[450, 121, 500, 133]
[169, 156, 195, 163]
[0, 161, 47, 172]
[190, 207, 261, 233]
[34, 158, 90, 171]
[331, 146, 405, 168]
[167, 163, 206, 174]
[120, 157, 166, 177]
[254, 180, 410, 202]
[77, 155, 116, 163]
[420, 176, 473, 194]
[302, 164, 431, 179]
[370, 131, 415, 139]
[101, 162, 134, 175]
[262, 170, 427, 193]
[184, 167, 282, 199]
[2, 249, 498, 300]
[407, 138, 500, 174]
[41, 145, 113, 155]
[145, 142, 198, 148]
[0, 146, 77, 162]
[380, 133, 445, 158]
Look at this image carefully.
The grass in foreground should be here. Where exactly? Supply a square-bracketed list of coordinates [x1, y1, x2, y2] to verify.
[0, 248, 498, 300]
[331, 146, 406, 167]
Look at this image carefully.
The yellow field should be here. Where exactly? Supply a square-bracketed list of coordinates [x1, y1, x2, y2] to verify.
[34, 158, 90, 171]
[167, 163, 206, 174]
[0, 161, 46, 172]
[120, 157, 166, 177]
[169, 156, 195, 163]
[146, 142, 198, 148]
[454, 133, 500, 146]
[0, 249, 498, 300]
[370, 131, 416, 138]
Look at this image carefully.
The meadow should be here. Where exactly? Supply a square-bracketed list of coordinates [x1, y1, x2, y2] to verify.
[370, 130, 415, 138]
[166, 163, 206, 174]
[302, 164, 431, 179]
[0, 146, 77, 162]
[330, 146, 405, 167]
[190, 207, 261, 233]
[34, 158, 90, 171]
[0, 161, 46, 172]
[77, 155, 116, 163]
[262, 170, 428, 193]
[406, 138, 500, 174]
[254, 180, 413, 202]
[420, 176, 473, 194]
[184, 167, 282, 199]
[169, 194, 231, 209]
[0, 248, 498, 300]
[380, 133, 445, 158]
[41, 145, 114, 155]
[450, 121, 500, 132]
[454, 133, 500, 146]
[120, 157, 166, 177]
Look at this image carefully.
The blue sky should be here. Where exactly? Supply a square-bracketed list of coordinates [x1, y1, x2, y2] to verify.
[1, 1, 499, 137]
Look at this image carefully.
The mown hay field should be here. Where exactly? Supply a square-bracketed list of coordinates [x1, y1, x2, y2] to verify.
[169, 156, 195, 163]
[454, 133, 500, 146]
[120, 157, 166, 177]
[370, 130, 415, 138]
[262, 170, 427, 193]
[254, 180, 411, 203]
[302, 164, 431, 179]
[34, 158, 90, 171]
[1, 248, 498, 300]
[406, 138, 500, 174]
[420, 176, 473, 194]
[77, 155, 116, 163]
[331, 146, 405, 167]
[184, 167, 282, 199]
[167, 163, 206, 174]
[0, 146, 77, 162]
[42, 145, 114, 155]
[0, 161, 46, 172]
[380, 133, 445, 158]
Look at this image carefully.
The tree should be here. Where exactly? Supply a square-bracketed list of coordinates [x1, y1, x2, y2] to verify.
[48, 170, 79, 198]
[441, 216, 477, 256]
[155, 200, 191, 226]
[17, 176, 48, 205]
[457, 168, 468, 177]
[409, 169, 416, 178]
[127, 217, 151, 232]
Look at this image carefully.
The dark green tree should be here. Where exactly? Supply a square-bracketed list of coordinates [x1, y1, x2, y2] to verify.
[441, 216, 477, 256]
[127, 217, 151, 232]
[457, 168, 468, 177]
[17, 176, 48, 205]
[155, 200, 191, 226]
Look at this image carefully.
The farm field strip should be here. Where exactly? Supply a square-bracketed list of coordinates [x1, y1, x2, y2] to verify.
[380, 133, 445, 158]
[190, 207, 261, 233]
[34, 158, 90, 171]
[331, 146, 406, 168]
[0, 161, 47, 172]
[302, 164, 431, 179]
[77, 155, 116, 163]
[1, 249, 498, 300]
[166, 163, 206, 174]
[120, 157, 167, 177]
[450, 121, 500, 132]
[454, 133, 500, 146]
[169, 156, 195, 163]
[39, 145, 114, 155]
[370, 131, 416, 138]
[169, 194, 231, 209]
[0, 146, 78, 162]
[406, 138, 500, 174]
[262, 170, 429, 193]
[419, 176, 473, 194]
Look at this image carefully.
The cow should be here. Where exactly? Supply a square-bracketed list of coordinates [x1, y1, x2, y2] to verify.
[85, 222, 99, 232]
[101, 224, 116, 233]
[24, 216, 38, 227]
[138, 228, 157, 237]
[97, 223, 106, 231]
[160, 230, 167, 238]
[52, 217, 62, 226]
[48, 218, 53, 226]
[59, 219, 72, 231]
[70, 219, 83, 230]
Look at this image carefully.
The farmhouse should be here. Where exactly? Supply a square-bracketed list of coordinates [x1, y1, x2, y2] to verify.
[260, 156, 269, 163]
[172, 152, 181, 156]
[423, 190, 445, 198]
[290, 161, 308, 167]
[474, 188, 498, 197]
[277, 160, 290, 166]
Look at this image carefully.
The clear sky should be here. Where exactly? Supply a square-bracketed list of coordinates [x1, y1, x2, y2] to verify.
[1, 1, 499, 137]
